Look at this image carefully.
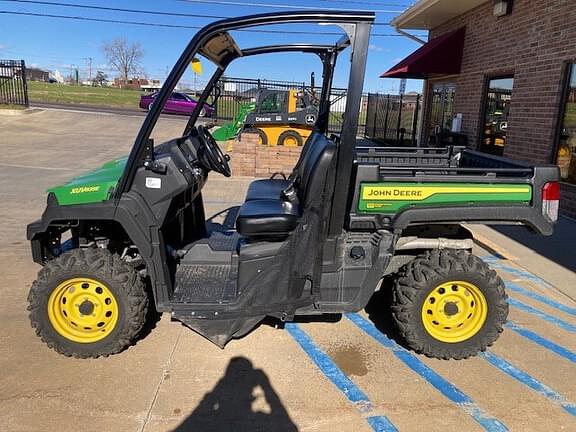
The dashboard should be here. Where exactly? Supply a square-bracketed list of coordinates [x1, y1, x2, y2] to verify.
[130, 133, 209, 222]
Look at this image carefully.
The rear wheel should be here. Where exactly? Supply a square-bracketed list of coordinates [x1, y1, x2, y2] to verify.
[28, 249, 148, 358]
[278, 130, 303, 147]
[147, 102, 154, 111]
[391, 249, 508, 360]
[199, 107, 207, 117]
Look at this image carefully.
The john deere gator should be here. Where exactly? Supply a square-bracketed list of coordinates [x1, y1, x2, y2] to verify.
[26, 11, 560, 359]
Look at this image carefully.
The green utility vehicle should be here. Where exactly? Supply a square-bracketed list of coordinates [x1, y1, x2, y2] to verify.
[27, 11, 560, 360]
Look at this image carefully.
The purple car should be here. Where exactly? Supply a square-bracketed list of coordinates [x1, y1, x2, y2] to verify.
[139, 92, 214, 117]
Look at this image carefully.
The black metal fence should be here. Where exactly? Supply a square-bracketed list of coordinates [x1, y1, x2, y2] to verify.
[364, 93, 421, 146]
[0, 60, 29, 107]
[213, 76, 305, 119]
[211, 76, 367, 135]
[209, 77, 422, 144]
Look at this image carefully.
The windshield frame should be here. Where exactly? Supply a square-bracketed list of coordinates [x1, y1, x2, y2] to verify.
[182, 42, 350, 136]
[115, 10, 374, 198]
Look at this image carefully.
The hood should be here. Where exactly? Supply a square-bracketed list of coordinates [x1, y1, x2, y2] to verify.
[48, 157, 127, 205]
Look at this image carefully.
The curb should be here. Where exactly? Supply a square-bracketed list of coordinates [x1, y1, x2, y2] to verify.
[0, 108, 43, 116]
[469, 229, 517, 261]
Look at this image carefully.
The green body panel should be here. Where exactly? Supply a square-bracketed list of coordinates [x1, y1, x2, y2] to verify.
[48, 157, 127, 205]
[358, 182, 532, 213]
[212, 102, 256, 142]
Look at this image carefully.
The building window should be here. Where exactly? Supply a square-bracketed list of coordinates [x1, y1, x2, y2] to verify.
[557, 63, 576, 184]
[428, 82, 456, 145]
[480, 76, 514, 155]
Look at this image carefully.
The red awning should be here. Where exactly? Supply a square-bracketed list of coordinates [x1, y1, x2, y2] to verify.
[381, 27, 466, 79]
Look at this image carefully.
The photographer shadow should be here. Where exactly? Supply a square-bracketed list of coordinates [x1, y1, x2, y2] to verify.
[174, 356, 298, 432]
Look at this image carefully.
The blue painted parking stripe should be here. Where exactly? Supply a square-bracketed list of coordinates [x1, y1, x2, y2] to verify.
[506, 281, 576, 316]
[366, 416, 399, 432]
[285, 323, 371, 406]
[481, 351, 576, 416]
[506, 322, 576, 364]
[346, 313, 508, 432]
[509, 298, 576, 333]
[285, 323, 398, 432]
[483, 256, 576, 319]
[481, 256, 554, 288]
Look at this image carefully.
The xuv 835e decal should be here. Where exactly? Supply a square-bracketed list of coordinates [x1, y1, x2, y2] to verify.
[358, 183, 532, 213]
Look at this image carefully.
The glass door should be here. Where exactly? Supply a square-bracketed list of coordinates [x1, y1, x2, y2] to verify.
[429, 82, 456, 145]
[480, 76, 514, 155]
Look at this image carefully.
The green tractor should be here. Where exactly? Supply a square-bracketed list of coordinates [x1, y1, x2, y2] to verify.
[27, 11, 559, 359]
[241, 84, 319, 147]
[212, 80, 319, 146]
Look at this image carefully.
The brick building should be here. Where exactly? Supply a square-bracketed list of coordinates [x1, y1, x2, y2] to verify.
[383, 0, 576, 218]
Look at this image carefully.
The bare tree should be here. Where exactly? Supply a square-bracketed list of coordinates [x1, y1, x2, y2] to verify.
[101, 38, 144, 85]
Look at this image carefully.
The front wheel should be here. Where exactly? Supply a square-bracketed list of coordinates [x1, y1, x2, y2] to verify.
[28, 249, 149, 358]
[278, 130, 303, 147]
[391, 250, 508, 360]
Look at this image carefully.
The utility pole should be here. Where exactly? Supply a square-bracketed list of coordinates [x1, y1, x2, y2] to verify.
[69, 64, 75, 85]
[86, 57, 92, 81]
[399, 78, 407, 95]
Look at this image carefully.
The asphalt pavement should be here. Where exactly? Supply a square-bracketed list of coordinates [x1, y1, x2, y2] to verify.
[0, 108, 574, 432]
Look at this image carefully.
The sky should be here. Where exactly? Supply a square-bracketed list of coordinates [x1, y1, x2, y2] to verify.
[0, 0, 426, 93]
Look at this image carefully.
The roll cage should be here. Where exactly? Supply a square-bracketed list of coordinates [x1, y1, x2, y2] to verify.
[116, 10, 374, 235]
[185, 40, 351, 136]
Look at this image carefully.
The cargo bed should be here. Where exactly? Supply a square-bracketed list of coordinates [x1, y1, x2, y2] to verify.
[349, 146, 560, 235]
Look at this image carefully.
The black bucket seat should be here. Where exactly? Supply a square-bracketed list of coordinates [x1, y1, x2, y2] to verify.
[236, 133, 336, 239]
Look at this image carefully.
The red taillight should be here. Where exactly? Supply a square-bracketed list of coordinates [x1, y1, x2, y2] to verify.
[542, 182, 560, 200]
[542, 182, 560, 222]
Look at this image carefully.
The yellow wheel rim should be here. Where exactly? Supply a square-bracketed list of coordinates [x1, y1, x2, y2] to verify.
[47, 278, 119, 343]
[284, 136, 298, 147]
[421, 281, 488, 343]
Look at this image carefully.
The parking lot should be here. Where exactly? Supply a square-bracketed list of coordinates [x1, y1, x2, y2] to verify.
[0, 108, 575, 431]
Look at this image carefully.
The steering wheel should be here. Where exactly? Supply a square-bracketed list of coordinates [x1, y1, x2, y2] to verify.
[197, 125, 232, 177]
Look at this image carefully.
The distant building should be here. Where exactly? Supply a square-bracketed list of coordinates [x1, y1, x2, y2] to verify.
[403, 92, 420, 109]
[51, 70, 64, 83]
[26, 67, 50, 82]
[113, 77, 161, 91]
[141, 79, 162, 93]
